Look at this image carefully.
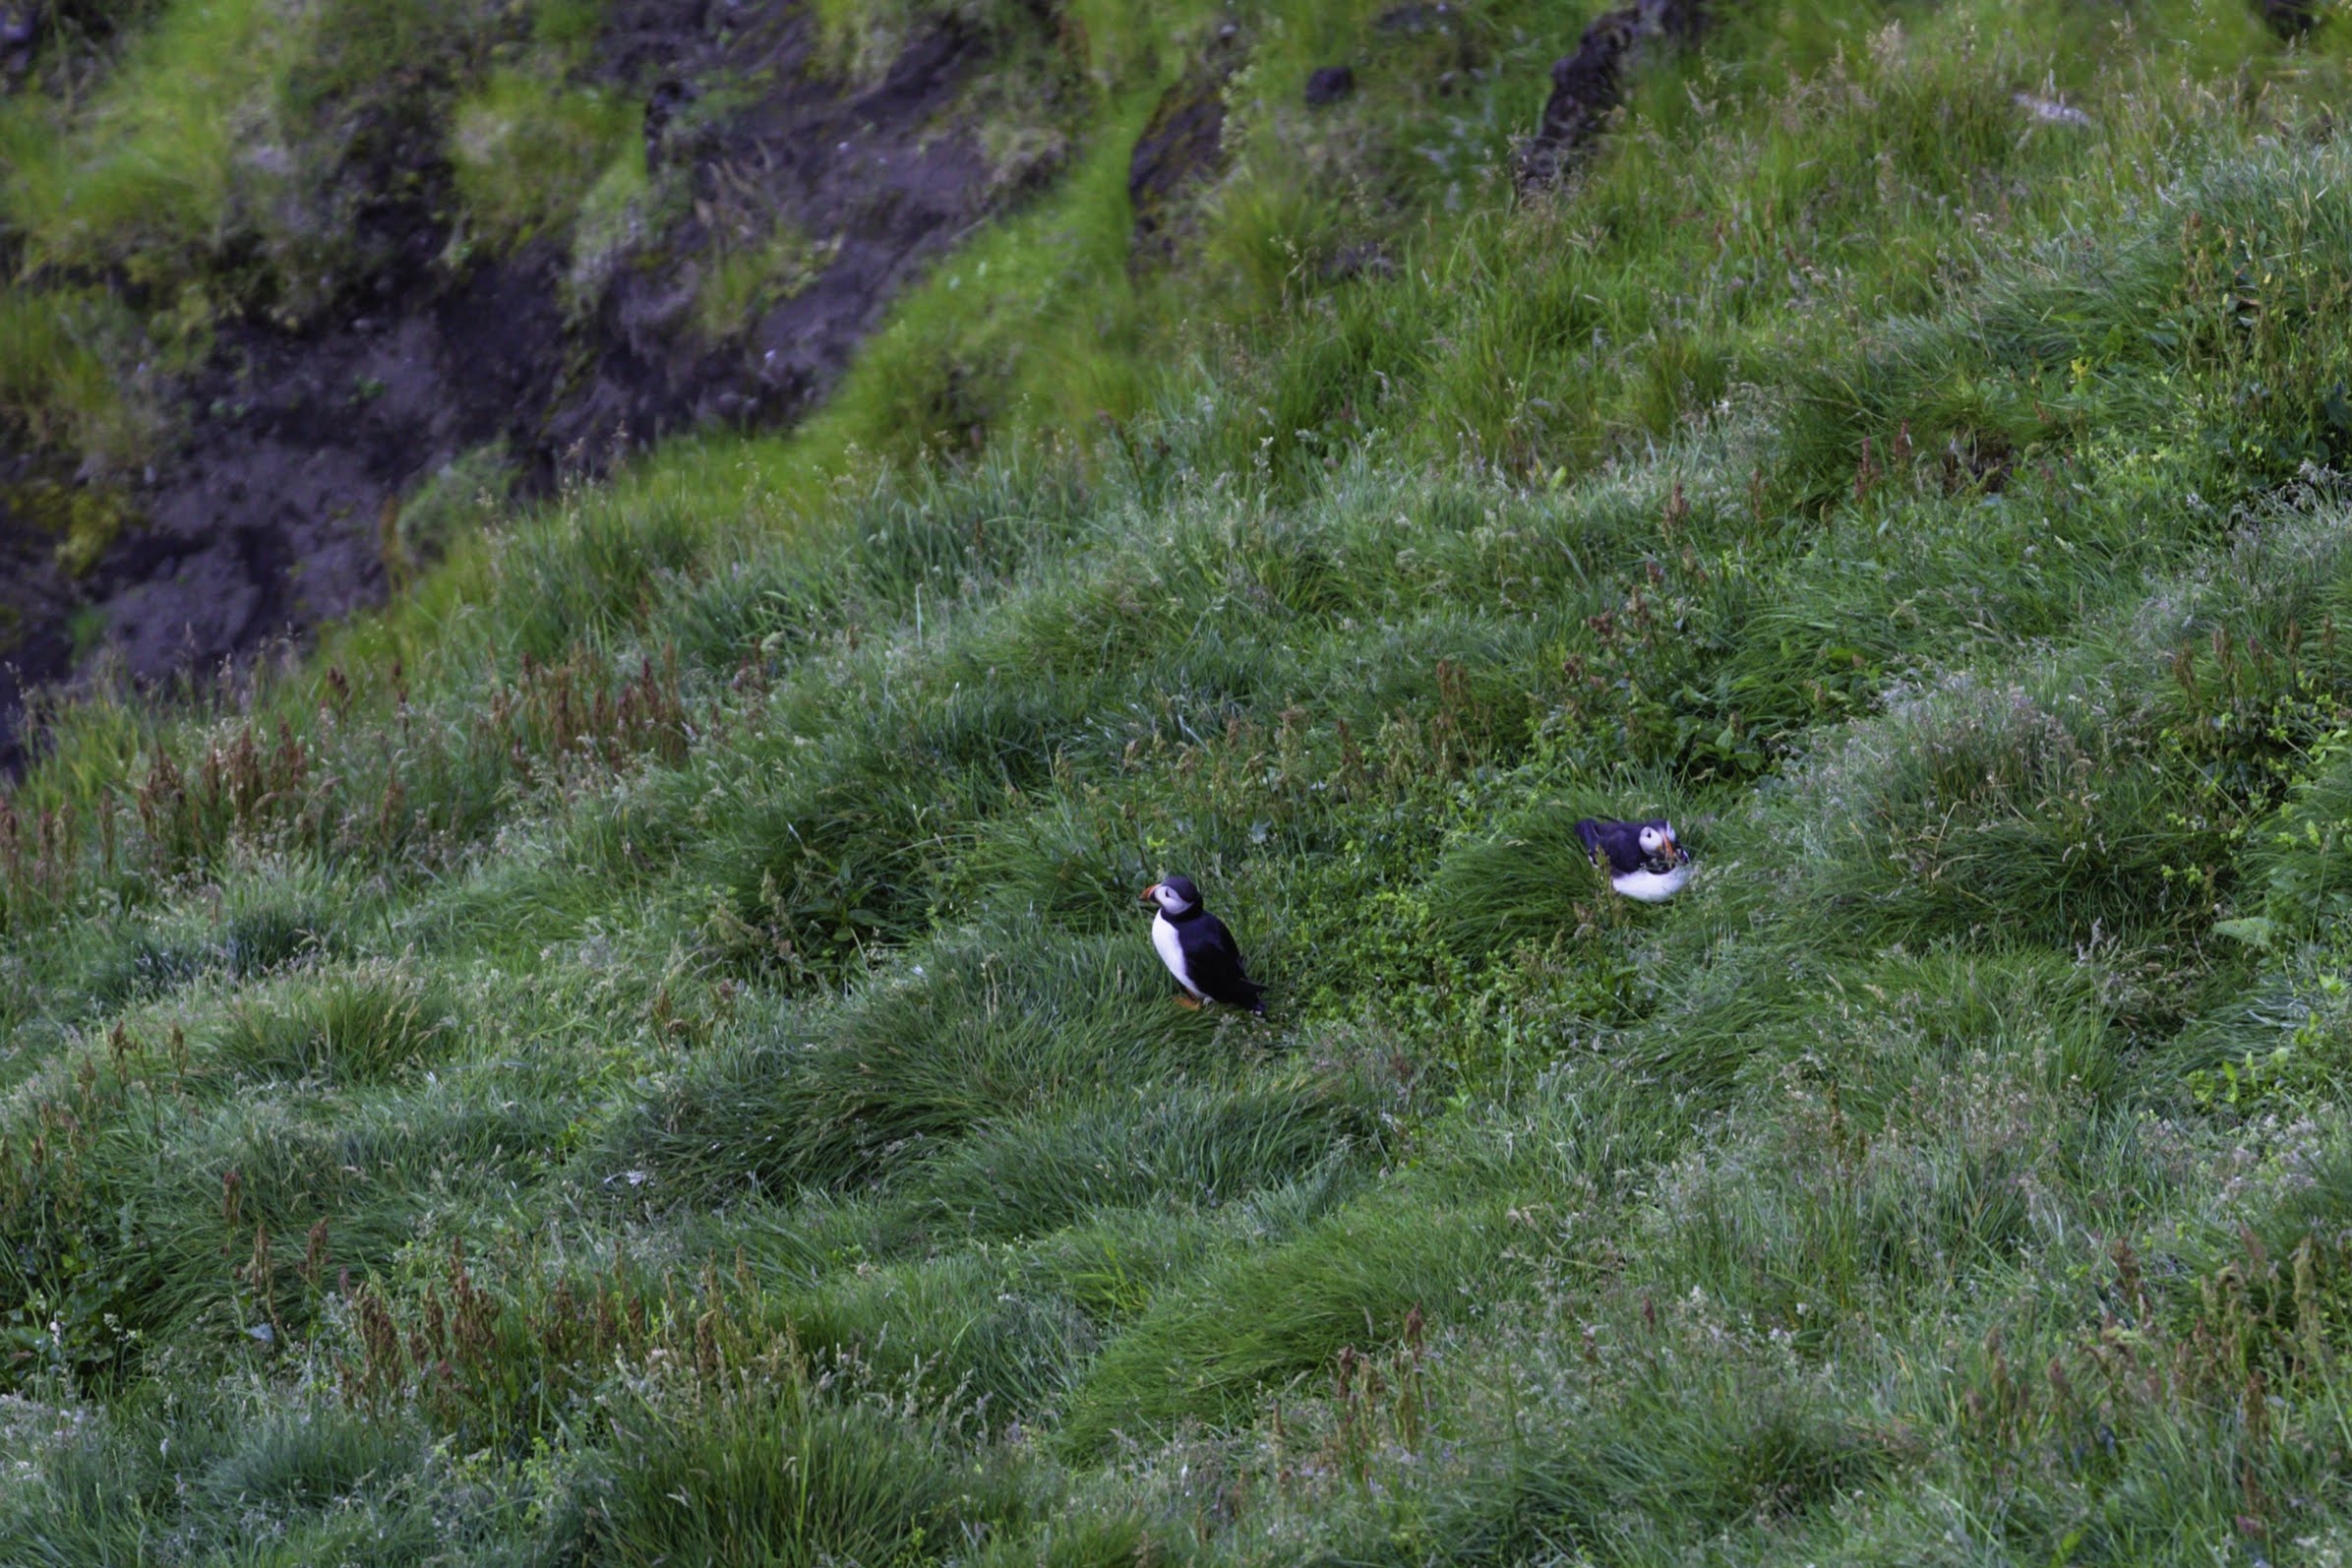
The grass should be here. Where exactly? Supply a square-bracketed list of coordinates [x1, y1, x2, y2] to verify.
[449, 69, 642, 252]
[390, 441, 518, 569]
[214, 963, 460, 1084]
[1, 0, 510, 299]
[0, 288, 151, 466]
[10, 0, 2352, 1562]
[691, 223, 843, 345]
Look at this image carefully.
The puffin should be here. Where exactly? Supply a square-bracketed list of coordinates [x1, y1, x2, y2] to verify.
[1574, 816, 1691, 902]
[1139, 875, 1266, 1013]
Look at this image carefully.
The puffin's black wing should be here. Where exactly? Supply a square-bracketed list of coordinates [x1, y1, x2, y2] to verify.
[1574, 818, 1643, 875]
[1186, 914, 1265, 1013]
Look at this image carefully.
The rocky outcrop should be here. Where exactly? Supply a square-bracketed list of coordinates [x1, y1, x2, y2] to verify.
[1515, 0, 1707, 192]
[1, 4, 39, 85]
[1128, 25, 1245, 264]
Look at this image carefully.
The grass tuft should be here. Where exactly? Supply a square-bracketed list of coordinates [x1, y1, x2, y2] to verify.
[216, 965, 459, 1084]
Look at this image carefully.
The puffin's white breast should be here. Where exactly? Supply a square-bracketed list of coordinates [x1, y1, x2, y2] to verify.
[1611, 863, 1692, 903]
[1151, 913, 1199, 994]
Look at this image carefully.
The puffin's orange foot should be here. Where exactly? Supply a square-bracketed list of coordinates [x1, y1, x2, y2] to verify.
[1175, 995, 1203, 1010]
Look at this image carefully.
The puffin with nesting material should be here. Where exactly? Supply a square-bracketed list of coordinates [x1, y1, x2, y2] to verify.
[1574, 816, 1692, 902]
[1139, 875, 1266, 1014]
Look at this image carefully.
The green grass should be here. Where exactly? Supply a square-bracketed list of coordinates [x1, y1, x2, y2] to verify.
[214, 963, 460, 1084]
[450, 69, 642, 251]
[692, 223, 843, 344]
[1, 0, 508, 298]
[0, 0, 292, 275]
[0, 288, 151, 466]
[12, 0, 2352, 1562]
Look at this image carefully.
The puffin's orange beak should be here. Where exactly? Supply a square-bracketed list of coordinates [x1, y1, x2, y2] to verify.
[1138, 883, 1160, 905]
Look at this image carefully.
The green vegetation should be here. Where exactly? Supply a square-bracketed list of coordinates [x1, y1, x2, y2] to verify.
[11, 0, 2352, 1562]
[391, 442, 519, 570]
[0, 287, 160, 470]
[0, 474, 138, 577]
[1, 0, 511, 301]
[450, 70, 642, 251]
[692, 223, 843, 343]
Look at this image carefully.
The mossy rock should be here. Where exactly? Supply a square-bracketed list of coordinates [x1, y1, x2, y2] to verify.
[1127, 27, 1245, 264]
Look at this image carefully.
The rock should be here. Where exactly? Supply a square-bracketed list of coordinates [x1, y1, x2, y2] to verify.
[1515, 0, 1707, 193]
[2257, 0, 2320, 36]
[1128, 26, 1245, 263]
[0, 11, 1034, 767]
[1322, 241, 1394, 283]
[1, 2, 42, 83]
[1305, 65, 1355, 107]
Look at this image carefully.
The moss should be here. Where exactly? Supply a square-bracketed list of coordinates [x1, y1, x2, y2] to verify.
[0, 287, 157, 467]
[394, 443, 515, 567]
[3, 479, 140, 577]
[691, 223, 843, 344]
[563, 148, 656, 310]
[64, 603, 108, 661]
[530, 0, 608, 55]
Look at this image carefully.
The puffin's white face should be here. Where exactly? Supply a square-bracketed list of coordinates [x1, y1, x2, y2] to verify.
[1145, 882, 1195, 915]
[1638, 824, 1665, 854]
[1638, 823, 1683, 862]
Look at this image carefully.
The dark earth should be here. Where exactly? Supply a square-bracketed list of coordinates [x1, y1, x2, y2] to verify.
[0, 0, 1037, 768]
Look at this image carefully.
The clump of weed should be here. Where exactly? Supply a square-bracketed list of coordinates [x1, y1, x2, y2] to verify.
[450, 71, 642, 250]
[217, 965, 458, 1084]
[692, 223, 843, 345]
[392, 443, 515, 570]
[1057, 1188, 1516, 1455]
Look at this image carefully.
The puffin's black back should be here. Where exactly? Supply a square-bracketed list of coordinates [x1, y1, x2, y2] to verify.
[1157, 875, 1264, 1013]
[1182, 913, 1264, 1012]
[1574, 817, 1664, 876]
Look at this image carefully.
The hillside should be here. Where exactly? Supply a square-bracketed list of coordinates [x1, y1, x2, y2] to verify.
[8, 0, 2352, 1562]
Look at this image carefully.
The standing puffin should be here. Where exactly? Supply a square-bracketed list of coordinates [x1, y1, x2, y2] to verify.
[1139, 875, 1266, 1014]
[1574, 817, 1691, 902]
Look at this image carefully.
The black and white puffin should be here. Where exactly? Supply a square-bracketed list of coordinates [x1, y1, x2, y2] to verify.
[1139, 875, 1266, 1014]
[1574, 817, 1691, 903]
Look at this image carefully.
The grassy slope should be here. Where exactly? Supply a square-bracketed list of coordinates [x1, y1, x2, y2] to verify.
[10, 0, 2352, 1563]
